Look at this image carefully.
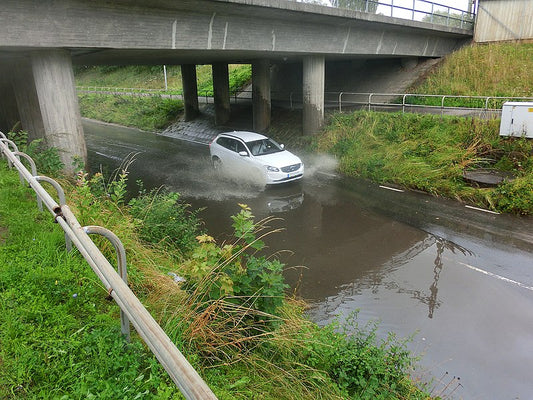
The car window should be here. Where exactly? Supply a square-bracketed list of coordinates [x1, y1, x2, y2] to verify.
[236, 141, 247, 154]
[247, 139, 283, 156]
[217, 137, 234, 151]
[217, 136, 248, 154]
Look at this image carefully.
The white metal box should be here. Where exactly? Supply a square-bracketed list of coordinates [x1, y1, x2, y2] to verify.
[499, 102, 533, 138]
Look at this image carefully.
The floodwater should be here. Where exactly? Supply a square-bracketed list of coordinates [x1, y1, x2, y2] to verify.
[84, 119, 533, 399]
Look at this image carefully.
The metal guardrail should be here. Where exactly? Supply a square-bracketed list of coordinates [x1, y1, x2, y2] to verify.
[77, 86, 532, 116]
[0, 131, 217, 400]
[292, 0, 475, 30]
[334, 92, 533, 115]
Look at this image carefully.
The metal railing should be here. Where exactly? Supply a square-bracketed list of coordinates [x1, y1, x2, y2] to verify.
[0, 131, 217, 400]
[333, 92, 533, 115]
[291, 0, 475, 30]
[77, 86, 533, 117]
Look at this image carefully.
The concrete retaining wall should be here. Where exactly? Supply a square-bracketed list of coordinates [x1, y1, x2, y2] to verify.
[475, 0, 533, 42]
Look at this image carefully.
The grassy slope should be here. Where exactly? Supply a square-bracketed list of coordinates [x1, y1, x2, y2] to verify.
[75, 65, 252, 95]
[76, 64, 252, 131]
[410, 42, 533, 97]
[317, 42, 533, 214]
[317, 111, 533, 214]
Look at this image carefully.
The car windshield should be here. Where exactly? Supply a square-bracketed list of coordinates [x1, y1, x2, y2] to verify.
[246, 138, 283, 156]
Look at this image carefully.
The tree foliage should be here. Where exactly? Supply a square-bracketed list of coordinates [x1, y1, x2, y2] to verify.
[330, 0, 378, 13]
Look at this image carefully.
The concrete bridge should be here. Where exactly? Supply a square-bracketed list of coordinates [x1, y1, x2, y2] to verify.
[0, 0, 473, 171]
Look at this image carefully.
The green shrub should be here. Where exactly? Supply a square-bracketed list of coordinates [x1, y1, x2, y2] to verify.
[128, 187, 203, 255]
[6, 130, 64, 175]
[182, 204, 288, 316]
[490, 176, 533, 215]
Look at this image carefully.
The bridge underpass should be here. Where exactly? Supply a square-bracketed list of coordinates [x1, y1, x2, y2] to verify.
[0, 0, 473, 172]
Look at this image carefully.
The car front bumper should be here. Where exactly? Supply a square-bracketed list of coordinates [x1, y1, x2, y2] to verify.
[266, 165, 304, 184]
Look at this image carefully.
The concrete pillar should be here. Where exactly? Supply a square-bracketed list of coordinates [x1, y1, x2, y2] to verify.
[302, 56, 325, 135]
[252, 60, 271, 132]
[0, 72, 21, 134]
[212, 63, 230, 126]
[11, 59, 46, 141]
[30, 50, 86, 172]
[181, 64, 199, 121]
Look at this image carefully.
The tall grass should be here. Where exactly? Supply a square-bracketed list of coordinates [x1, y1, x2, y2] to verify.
[317, 111, 533, 214]
[78, 94, 183, 131]
[75, 64, 252, 95]
[411, 42, 533, 97]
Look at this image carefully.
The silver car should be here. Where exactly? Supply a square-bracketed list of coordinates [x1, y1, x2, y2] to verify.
[209, 131, 304, 184]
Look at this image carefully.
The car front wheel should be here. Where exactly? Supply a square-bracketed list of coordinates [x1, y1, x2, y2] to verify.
[212, 156, 222, 170]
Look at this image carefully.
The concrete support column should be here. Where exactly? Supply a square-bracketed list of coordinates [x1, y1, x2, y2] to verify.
[252, 60, 271, 132]
[302, 55, 325, 135]
[30, 50, 86, 172]
[181, 64, 199, 121]
[0, 72, 21, 133]
[212, 63, 230, 126]
[11, 59, 45, 141]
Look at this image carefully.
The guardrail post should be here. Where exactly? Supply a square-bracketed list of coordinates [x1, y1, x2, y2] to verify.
[402, 94, 407, 113]
[34, 175, 71, 251]
[0, 138, 19, 168]
[13, 151, 37, 185]
[338, 92, 343, 112]
[84, 225, 130, 341]
[441, 95, 446, 116]
[368, 93, 374, 111]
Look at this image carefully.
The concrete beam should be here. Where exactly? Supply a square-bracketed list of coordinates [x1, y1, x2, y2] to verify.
[252, 60, 271, 132]
[181, 64, 199, 121]
[30, 50, 86, 172]
[212, 63, 230, 126]
[302, 56, 325, 135]
[0, 0, 471, 67]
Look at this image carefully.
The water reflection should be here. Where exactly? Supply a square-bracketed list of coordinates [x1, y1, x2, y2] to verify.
[309, 236, 475, 323]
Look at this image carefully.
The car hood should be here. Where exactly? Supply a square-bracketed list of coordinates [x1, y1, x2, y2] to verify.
[255, 151, 302, 167]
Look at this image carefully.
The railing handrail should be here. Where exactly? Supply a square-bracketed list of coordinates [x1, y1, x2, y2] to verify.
[332, 92, 533, 112]
[290, 0, 475, 30]
[0, 138, 217, 400]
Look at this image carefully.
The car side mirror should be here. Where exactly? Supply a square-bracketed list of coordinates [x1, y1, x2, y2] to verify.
[238, 151, 249, 157]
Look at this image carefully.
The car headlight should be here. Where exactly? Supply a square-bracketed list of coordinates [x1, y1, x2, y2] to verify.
[266, 166, 279, 172]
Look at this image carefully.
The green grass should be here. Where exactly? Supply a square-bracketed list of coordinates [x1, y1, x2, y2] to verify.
[411, 43, 533, 97]
[317, 111, 533, 215]
[0, 161, 432, 399]
[0, 166, 181, 399]
[78, 94, 183, 131]
[403, 42, 533, 108]
[75, 64, 252, 96]
[76, 64, 252, 130]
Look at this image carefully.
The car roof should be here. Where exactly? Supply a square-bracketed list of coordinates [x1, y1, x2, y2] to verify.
[218, 131, 268, 143]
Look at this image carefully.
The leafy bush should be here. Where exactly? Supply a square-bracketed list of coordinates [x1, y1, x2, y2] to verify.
[490, 176, 533, 215]
[128, 187, 203, 255]
[182, 204, 288, 316]
[6, 130, 63, 175]
[299, 314, 420, 399]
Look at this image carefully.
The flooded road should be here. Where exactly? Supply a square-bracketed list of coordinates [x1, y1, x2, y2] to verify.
[84, 119, 533, 399]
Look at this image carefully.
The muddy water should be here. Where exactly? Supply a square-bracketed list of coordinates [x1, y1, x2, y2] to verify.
[84, 119, 533, 399]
